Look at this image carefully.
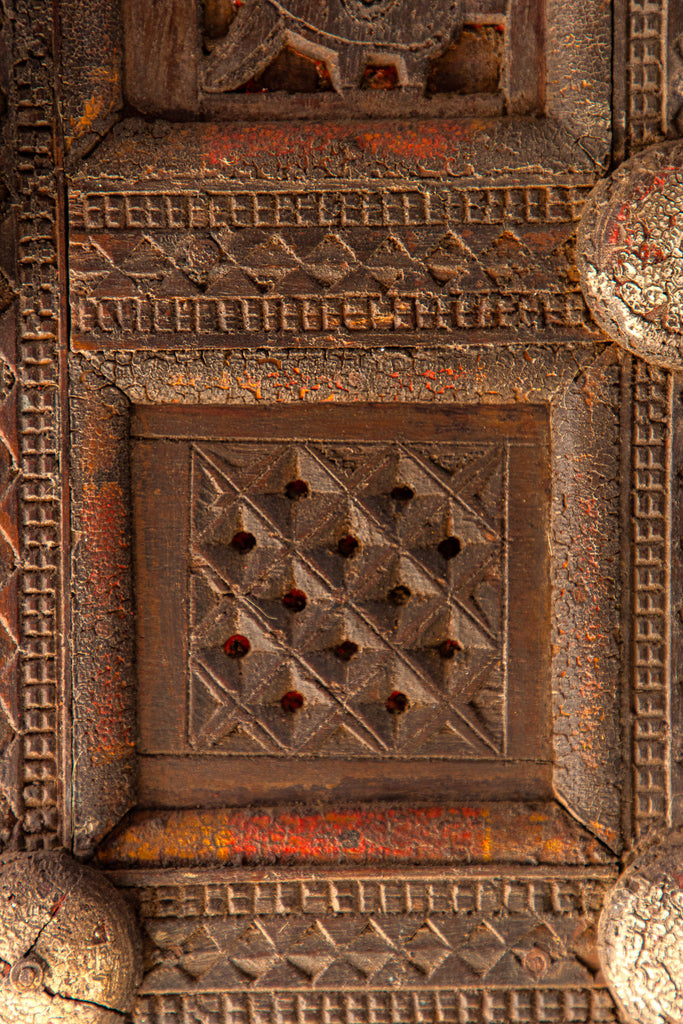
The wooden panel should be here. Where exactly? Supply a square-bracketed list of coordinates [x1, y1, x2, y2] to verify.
[122, 0, 199, 115]
[137, 756, 553, 807]
[132, 402, 551, 809]
[132, 440, 191, 753]
[4, 0, 680, 1020]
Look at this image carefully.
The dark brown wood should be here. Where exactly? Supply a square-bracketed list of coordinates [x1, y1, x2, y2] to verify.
[71, 339, 624, 856]
[2, 0, 681, 1020]
[132, 439, 190, 756]
[137, 757, 554, 808]
[121, 0, 544, 120]
[122, 0, 199, 116]
[70, 382, 136, 856]
[131, 402, 550, 809]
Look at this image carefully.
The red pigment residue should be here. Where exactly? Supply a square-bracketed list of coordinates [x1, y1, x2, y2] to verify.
[201, 121, 476, 171]
[95, 802, 611, 868]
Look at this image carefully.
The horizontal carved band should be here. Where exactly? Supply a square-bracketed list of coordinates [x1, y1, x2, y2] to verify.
[71, 293, 594, 348]
[113, 866, 614, 1011]
[116, 869, 614, 921]
[70, 186, 591, 232]
[70, 167, 597, 351]
[134, 989, 618, 1024]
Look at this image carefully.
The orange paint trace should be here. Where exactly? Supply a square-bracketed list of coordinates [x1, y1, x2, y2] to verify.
[96, 803, 611, 868]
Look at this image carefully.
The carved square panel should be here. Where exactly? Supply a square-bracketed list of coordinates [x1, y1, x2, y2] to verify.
[132, 404, 549, 807]
[59, 104, 640, 1023]
[69, 340, 625, 870]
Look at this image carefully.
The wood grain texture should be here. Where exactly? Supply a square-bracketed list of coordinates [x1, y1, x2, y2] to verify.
[122, 0, 199, 116]
[70, 384, 136, 857]
[131, 402, 550, 808]
[72, 340, 625, 850]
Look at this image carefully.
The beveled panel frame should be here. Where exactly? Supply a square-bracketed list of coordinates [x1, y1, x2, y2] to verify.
[69, 341, 625, 861]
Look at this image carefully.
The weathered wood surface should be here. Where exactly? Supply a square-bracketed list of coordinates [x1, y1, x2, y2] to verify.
[1, 0, 682, 1021]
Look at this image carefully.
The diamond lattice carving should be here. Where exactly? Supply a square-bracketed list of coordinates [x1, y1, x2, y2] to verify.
[189, 439, 505, 759]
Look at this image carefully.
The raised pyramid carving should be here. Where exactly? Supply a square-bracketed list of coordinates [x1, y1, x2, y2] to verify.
[156, 268, 201, 295]
[286, 953, 336, 979]
[189, 437, 508, 757]
[119, 237, 174, 277]
[205, 265, 261, 296]
[242, 234, 301, 283]
[426, 231, 491, 289]
[230, 955, 280, 981]
[303, 233, 359, 286]
[459, 922, 508, 976]
[93, 269, 138, 298]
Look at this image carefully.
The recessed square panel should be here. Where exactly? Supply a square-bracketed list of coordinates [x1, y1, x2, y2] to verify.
[189, 436, 506, 758]
[132, 403, 550, 807]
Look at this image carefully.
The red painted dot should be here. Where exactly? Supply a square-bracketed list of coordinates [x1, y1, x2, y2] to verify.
[334, 640, 359, 661]
[386, 691, 409, 714]
[281, 690, 304, 713]
[439, 639, 464, 659]
[224, 634, 250, 658]
[230, 531, 256, 552]
[337, 534, 359, 558]
[283, 588, 307, 612]
[388, 584, 411, 606]
[285, 479, 309, 500]
[438, 536, 462, 560]
[362, 64, 399, 90]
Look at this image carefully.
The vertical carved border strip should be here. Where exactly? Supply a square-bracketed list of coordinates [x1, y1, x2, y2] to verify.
[627, 0, 668, 153]
[12, 0, 62, 849]
[632, 360, 673, 840]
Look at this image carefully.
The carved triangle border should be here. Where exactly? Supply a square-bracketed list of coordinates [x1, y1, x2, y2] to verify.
[110, 865, 619, 1018]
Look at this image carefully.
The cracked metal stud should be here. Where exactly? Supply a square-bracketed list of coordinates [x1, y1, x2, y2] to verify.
[598, 828, 683, 1024]
[0, 851, 141, 1023]
[578, 141, 683, 369]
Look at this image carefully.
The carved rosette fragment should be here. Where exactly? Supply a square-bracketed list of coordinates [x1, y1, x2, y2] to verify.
[578, 141, 683, 368]
[0, 852, 140, 1022]
[599, 830, 683, 1024]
